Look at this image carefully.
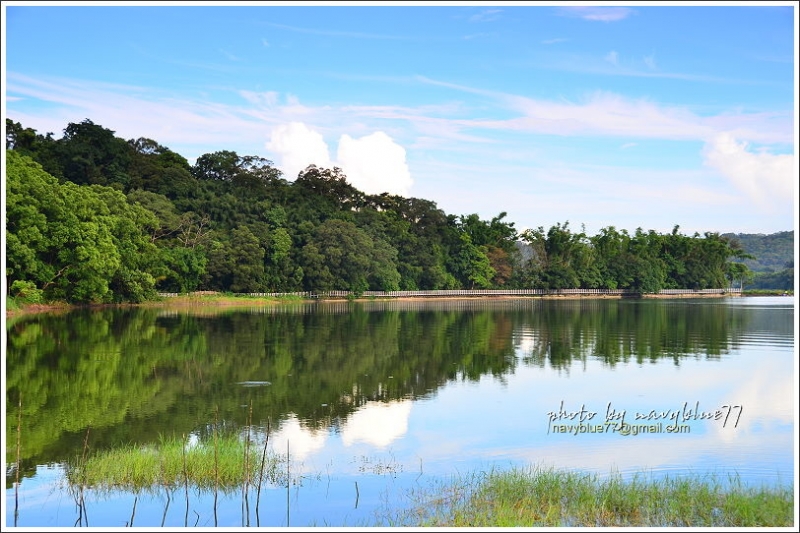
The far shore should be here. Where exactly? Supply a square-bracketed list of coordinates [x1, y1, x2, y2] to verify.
[6, 290, 789, 318]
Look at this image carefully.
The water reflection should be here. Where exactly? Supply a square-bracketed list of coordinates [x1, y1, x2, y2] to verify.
[5, 297, 794, 523]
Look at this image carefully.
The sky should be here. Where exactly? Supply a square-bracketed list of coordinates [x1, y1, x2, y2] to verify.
[2, 1, 798, 237]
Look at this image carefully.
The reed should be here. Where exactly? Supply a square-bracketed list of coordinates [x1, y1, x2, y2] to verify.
[213, 408, 219, 527]
[71, 427, 92, 526]
[388, 465, 794, 527]
[63, 446, 793, 528]
[14, 393, 22, 527]
[255, 418, 271, 527]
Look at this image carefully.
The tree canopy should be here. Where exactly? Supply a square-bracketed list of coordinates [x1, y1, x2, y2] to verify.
[6, 117, 786, 302]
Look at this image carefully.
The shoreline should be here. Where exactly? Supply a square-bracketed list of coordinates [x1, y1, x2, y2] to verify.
[6, 290, 786, 318]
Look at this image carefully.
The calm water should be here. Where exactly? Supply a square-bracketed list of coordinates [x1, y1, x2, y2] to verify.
[4, 296, 796, 527]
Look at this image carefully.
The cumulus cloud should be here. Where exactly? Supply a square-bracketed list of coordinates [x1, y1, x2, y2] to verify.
[702, 132, 795, 208]
[336, 131, 413, 195]
[267, 122, 413, 195]
[266, 122, 333, 180]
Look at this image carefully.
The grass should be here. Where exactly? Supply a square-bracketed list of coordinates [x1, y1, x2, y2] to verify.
[386, 465, 795, 528]
[5, 296, 22, 312]
[66, 433, 285, 494]
[742, 289, 793, 296]
[63, 444, 794, 528]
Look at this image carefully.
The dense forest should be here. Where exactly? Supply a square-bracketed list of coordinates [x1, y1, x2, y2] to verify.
[5, 118, 788, 304]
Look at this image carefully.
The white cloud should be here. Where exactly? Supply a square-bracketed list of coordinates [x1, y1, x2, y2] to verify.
[702, 132, 795, 209]
[266, 122, 413, 195]
[605, 51, 619, 66]
[340, 400, 412, 448]
[239, 90, 279, 107]
[220, 49, 242, 62]
[415, 76, 793, 144]
[494, 91, 716, 140]
[557, 7, 634, 22]
[336, 131, 413, 195]
[266, 122, 333, 180]
[463, 32, 493, 41]
[643, 53, 657, 70]
[269, 414, 328, 462]
[7, 71, 794, 236]
[541, 38, 568, 45]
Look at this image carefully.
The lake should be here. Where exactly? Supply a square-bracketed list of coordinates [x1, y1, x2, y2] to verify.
[4, 296, 795, 527]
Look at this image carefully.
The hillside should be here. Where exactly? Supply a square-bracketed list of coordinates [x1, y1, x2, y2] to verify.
[722, 231, 794, 272]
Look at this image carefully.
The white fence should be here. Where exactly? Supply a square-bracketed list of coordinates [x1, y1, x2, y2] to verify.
[158, 288, 741, 299]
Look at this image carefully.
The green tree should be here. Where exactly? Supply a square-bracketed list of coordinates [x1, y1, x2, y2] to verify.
[56, 119, 133, 188]
[6, 151, 119, 302]
[540, 222, 581, 289]
[263, 227, 300, 291]
[457, 212, 518, 287]
[157, 246, 208, 293]
[203, 226, 266, 292]
[127, 137, 197, 198]
[91, 185, 160, 302]
[449, 233, 496, 289]
[300, 219, 400, 293]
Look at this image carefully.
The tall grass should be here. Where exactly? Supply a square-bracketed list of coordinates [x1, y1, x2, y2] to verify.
[387, 465, 794, 527]
[65, 433, 284, 494]
[64, 443, 794, 528]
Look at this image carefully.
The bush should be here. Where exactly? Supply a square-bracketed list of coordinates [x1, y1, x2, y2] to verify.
[10, 280, 44, 304]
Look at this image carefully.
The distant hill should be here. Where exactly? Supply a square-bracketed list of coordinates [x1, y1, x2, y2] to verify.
[722, 231, 794, 272]
[722, 231, 794, 291]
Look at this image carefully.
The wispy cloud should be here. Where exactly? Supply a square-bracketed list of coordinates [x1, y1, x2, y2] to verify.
[463, 32, 494, 41]
[9, 71, 792, 154]
[643, 53, 657, 70]
[556, 6, 635, 22]
[604, 51, 619, 66]
[6, 70, 794, 226]
[4, 72, 291, 156]
[535, 52, 777, 85]
[480, 91, 718, 140]
[220, 49, 242, 62]
[541, 38, 568, 45]
[238, 90, 280, 108]
[469, 9, 502, 23]
[500, 92, 791, 144]
[414, 77, 793, 145]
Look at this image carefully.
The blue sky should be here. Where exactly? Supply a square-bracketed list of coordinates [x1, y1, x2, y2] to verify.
[3, 2, 797, 237]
